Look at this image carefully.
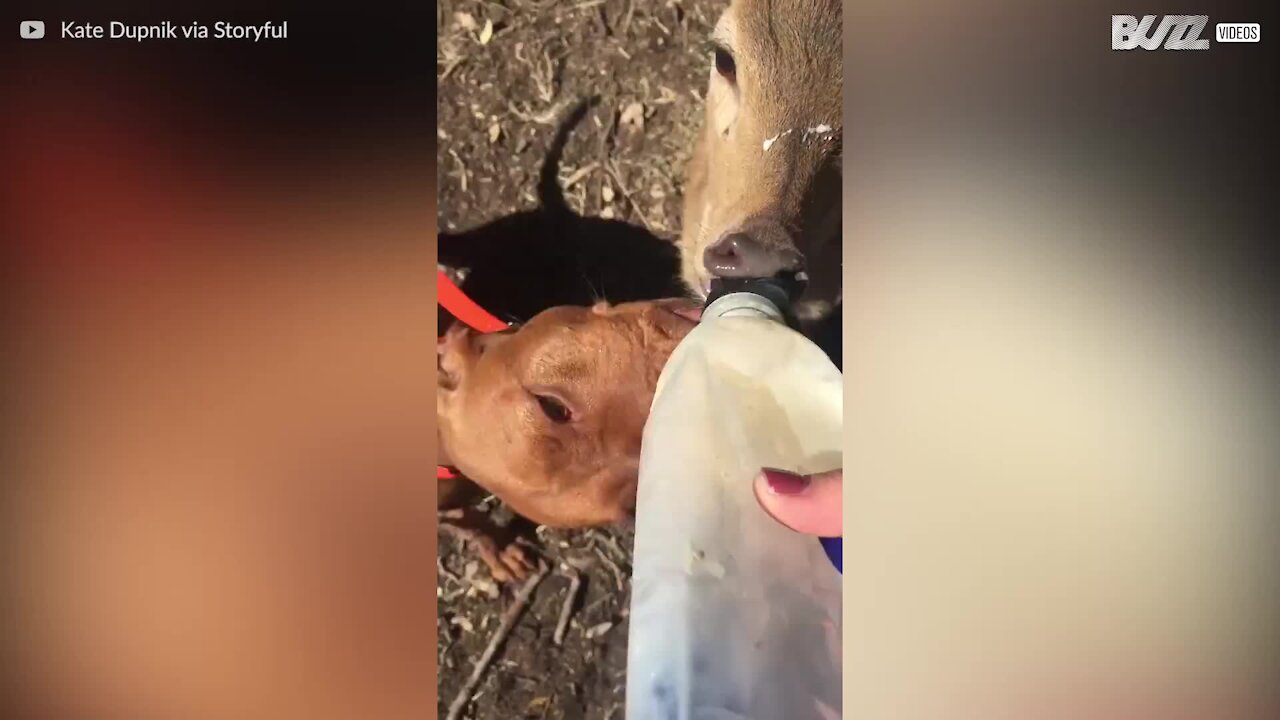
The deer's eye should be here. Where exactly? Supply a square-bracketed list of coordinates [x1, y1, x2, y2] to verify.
[534, 393, 572, 424]
[713, 45, 736, 84]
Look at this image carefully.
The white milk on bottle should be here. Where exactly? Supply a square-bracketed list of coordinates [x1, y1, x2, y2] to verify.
[626, 291, 843, 720]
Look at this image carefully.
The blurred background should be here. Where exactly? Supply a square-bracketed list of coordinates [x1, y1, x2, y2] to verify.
[2, 2, 436, 719]
[843, 1, 1277, 719]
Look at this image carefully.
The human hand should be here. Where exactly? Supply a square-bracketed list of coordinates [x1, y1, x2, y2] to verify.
[752, 468, 842, 537]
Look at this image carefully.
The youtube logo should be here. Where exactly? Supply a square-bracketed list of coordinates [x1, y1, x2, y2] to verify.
[20, 20, 45, 40]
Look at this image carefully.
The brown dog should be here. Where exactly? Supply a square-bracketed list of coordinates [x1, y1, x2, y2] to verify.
[437, 298, 699, 579]
[679, 0, 843, 322]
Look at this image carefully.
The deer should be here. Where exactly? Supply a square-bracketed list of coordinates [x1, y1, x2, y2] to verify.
[678, 0, 843, 327]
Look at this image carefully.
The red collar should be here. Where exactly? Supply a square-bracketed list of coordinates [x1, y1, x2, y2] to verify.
[437, 270, 509, 481]
[437, 269, 509, 333]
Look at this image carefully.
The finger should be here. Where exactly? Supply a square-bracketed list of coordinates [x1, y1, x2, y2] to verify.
[503, 544, 536, 575]
[753, 468, 843, 537]
[500, 554, 531, 583]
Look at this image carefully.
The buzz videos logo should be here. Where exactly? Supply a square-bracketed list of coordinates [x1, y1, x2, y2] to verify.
[1112, 15, 1261, 50]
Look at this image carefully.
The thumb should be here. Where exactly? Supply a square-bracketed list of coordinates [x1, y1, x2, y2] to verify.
[753, 468, 843, 537]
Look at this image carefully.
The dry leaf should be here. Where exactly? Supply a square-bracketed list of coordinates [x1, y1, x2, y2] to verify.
[601, 183, 615, 204]
[453, 12, 477, 32]
[478, 19, 494, 45]
[619, 101, 645, 131]
[488, 123, 501, 143]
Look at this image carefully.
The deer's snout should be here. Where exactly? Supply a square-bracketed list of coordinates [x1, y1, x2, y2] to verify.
[702, 221, 804, 279]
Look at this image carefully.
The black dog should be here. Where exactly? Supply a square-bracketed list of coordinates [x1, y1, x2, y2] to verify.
[438, 98, 688, 331]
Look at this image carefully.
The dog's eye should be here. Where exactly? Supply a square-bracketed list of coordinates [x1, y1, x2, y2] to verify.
[534, 394, 572, 424]
[712, 45, 736, 83]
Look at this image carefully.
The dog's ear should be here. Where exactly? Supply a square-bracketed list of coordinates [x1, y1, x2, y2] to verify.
[639, 300, 699, 352]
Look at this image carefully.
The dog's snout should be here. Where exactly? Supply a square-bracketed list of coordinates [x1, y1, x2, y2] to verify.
[702, 227, 804, 279]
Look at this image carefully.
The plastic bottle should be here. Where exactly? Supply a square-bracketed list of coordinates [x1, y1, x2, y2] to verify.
[626, 279, 843, 720]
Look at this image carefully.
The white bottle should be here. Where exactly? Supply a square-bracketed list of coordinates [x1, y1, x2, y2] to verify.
[626, 289, 843, 720]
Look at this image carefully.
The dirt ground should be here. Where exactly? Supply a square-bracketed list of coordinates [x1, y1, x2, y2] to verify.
[435, 1, 722, 718]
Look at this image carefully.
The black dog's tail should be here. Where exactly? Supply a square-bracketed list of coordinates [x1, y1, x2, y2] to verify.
[537, 96, 599, 215]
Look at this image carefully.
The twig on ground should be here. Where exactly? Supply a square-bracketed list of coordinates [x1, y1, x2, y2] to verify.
[652, 12, 671, 35]
[620, 0, 636, 35]
[446, 561, 551, 720]
[581, 594, 610, 620]
[439, 55, 466, 82]
[438, 557, 461, 586]
[606, 158, 657, 232]
[553, 568, 583, 646]
[570, 181, 588, 216]
[562, 161, 599, 190]
[589, 529, 629, 564]
[591, 539, 627, 592]
[513, 41, 560, 103]
[507, 97, 576, 126]
[446, 148, 468, 193]
[593, 4, 610, 37]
